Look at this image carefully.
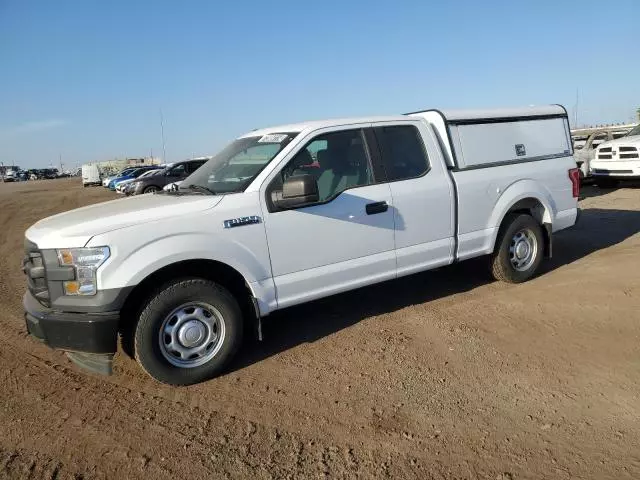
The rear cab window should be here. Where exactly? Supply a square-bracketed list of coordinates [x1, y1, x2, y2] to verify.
[374, 125, 430, 181]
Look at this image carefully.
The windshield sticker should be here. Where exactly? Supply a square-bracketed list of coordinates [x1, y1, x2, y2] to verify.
[258, 133, 288, 143]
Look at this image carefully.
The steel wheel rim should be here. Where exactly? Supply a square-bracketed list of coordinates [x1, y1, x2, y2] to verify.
[158, 302, 226, 368]
[509, 228, 538, 272]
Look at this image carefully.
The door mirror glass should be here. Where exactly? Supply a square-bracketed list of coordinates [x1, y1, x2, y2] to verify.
[273, 174, 319, 209]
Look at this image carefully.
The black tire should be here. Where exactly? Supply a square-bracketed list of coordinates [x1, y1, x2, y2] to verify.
[490, 213, 544, 284]
[594, 178, 618, 189]
[143, 185, 159, 194]
[134, 278, 243, 385]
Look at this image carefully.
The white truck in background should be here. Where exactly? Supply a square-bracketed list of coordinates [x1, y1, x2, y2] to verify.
[23, 105, 580, 385]
[589, 124, 640, 187]
[572, 124, 636, 180]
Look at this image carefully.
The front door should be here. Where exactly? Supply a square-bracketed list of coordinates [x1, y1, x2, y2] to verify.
[261, 127, 395, 309]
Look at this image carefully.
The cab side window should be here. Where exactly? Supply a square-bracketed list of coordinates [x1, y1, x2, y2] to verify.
[281, 129, 373, 202]
[375, 125, 429, 181]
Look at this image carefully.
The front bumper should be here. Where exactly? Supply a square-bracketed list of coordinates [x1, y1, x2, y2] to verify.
[590, 160, 640, 178]
[23, 290, 119, 374]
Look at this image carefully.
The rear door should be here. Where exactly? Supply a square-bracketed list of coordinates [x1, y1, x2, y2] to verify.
[260, 126, 396, 308]
[372, 121, 455, 277]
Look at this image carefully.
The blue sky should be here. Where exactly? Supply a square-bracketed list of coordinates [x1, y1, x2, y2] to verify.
[1, 0, 637, 168]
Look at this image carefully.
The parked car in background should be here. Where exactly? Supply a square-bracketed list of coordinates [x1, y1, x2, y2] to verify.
[573, 130, 615, 180]
[3, 170, 18, 182]
[21, 105, 579, 384]
[102, 168, 136, 187]
[129, 159, 208, 195]
[116, 169, 161, 194]
[590, 123, 640, 187]
[82, 164, 102, 187]
[572, 125, 634, 180]
[108, 166, 162, 190]
[43, 168, 59, 179]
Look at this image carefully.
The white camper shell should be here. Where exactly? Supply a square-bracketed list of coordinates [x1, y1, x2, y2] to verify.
[409, 105, 573, 169]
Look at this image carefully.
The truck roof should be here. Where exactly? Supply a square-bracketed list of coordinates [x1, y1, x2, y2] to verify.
[240, 106, 568, 138]
[240, 116, 411, 138]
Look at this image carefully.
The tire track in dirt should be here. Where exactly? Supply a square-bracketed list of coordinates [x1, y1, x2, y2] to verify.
[0, 336, 445, 479]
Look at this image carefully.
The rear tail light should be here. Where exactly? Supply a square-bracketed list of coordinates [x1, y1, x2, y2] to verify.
[568, 168, 580, 198]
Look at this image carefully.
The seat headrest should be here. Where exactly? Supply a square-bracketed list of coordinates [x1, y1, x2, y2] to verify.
[294, 149, 313, 167]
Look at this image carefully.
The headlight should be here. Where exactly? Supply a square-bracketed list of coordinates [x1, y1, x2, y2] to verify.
[57, 247, 110, 295]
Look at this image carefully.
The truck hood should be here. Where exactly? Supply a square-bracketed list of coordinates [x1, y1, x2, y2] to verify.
[596, 135, 640, 150]
[26, 193, 223, 248]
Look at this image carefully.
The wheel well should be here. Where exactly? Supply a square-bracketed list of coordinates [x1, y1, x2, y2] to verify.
[501, 197, 551, 257]
[118, 259, 254, 358]
[505, 198, 546, 224]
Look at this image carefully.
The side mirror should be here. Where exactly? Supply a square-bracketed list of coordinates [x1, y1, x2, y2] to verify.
[273, 174, 319, 209]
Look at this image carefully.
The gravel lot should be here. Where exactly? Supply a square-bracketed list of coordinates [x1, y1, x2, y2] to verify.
[0, 178, 638, 479]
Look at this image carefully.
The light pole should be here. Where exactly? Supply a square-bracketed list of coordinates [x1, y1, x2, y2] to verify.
[160, 109, 167, 163]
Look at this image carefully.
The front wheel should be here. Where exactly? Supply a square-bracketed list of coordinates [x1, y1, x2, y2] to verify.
[490, 214, 544, 283]
[143, 185, 159, 194]
[134, 279, 244, 385]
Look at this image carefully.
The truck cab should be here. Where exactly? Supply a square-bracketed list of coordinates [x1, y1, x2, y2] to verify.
[22, 106, 579, 385]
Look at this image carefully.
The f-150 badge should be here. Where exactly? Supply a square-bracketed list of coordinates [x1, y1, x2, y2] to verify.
[223, 216, 261, 228]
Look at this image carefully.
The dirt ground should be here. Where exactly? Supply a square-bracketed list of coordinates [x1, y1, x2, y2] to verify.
[0, 178, 638, 479]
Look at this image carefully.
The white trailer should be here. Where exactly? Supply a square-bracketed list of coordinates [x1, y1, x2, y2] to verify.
[81, 164, 101, 187]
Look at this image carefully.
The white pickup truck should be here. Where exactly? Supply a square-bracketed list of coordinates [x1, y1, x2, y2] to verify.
[589, 123, 640, 187]
[23, 105, 580, 385]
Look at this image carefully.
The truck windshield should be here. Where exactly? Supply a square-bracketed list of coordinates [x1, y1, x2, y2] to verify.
[180, 133, 297, 194]
[625, 124, 640, 137]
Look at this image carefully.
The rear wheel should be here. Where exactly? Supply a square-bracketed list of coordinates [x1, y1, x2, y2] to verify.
[134, 279, 243, 385]
[490, 214, 544, 283]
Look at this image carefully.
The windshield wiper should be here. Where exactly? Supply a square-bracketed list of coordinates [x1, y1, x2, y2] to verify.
[182, 184, 216, 195]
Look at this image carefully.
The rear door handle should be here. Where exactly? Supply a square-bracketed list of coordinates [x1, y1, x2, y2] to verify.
[366, 201, 388, 215]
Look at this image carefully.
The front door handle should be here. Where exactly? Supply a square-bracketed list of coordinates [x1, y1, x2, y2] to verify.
[366, 201, 388, 215]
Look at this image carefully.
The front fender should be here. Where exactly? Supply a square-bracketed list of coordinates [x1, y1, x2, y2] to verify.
[90, 231, 272, 292]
